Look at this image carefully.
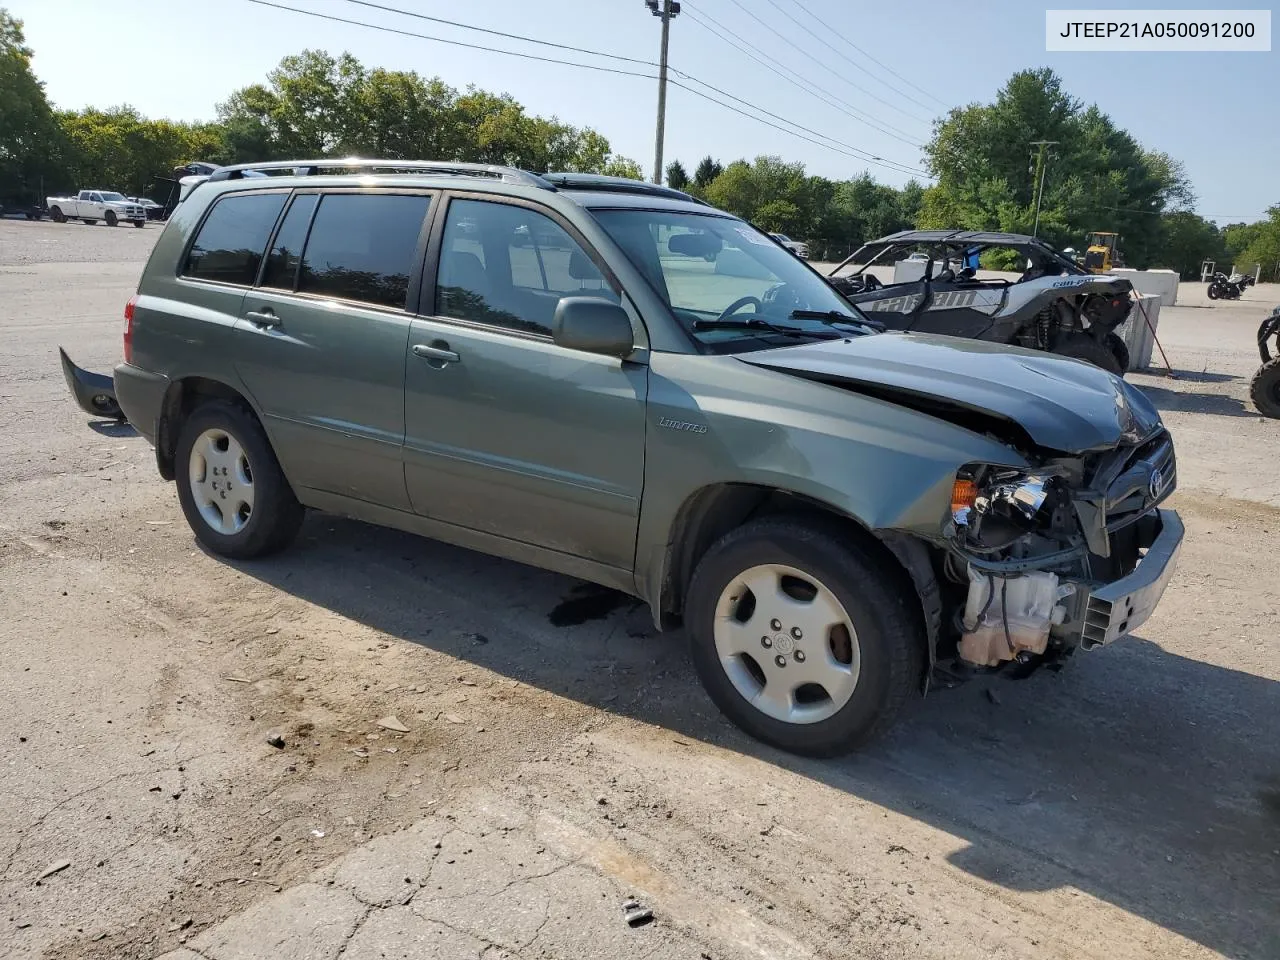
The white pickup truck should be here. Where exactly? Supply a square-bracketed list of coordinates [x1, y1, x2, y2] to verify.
[45, 190, 147, 227]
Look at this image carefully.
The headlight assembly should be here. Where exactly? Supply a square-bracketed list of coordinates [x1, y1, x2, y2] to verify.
[952, 466, 1056, 549]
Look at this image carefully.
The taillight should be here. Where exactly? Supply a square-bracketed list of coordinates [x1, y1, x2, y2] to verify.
[124, 295, 137, 363]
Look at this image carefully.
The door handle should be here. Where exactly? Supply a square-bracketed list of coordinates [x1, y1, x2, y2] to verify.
[245, 309, 281, 329]
[412, 343, 460, 364]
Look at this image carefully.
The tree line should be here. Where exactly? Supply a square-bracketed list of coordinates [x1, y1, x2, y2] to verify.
[3, 9, 1275, 279]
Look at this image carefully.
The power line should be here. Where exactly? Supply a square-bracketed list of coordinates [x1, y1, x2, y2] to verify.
[681, 6, 924, 148]
[669, 80, 928, 178]
[671, 71, 930, 176]
[343, 0, 657, 66]
[245, 0, 659, 78]
[243, 0, 930, 179]
[709, 0, 932, 126]
[784, 0, 950, 110]
[759, 0, 938, 118]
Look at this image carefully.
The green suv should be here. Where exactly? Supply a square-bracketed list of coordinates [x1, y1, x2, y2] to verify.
[103, 159, 1183, 755]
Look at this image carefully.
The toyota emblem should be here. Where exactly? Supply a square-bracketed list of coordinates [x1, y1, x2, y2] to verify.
[1149, 467, 1165, 499]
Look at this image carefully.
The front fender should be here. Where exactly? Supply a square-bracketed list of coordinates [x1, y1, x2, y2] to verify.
[635, 353, 1027, 605]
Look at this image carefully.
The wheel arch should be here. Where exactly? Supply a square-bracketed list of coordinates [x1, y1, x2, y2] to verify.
[155, 375, 264, 481]
[652, 482, 940, 684]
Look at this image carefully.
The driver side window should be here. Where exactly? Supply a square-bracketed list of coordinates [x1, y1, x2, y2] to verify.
[434, 199, 618, 337]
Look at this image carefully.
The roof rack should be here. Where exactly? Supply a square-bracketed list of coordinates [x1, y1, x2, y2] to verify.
[206, 158, 554, 189]
[539, 172, 708, 205]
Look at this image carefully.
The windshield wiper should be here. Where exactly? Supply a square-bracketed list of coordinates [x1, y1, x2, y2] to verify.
[692, 317, 842, 339]
[788, 309, 885, 333]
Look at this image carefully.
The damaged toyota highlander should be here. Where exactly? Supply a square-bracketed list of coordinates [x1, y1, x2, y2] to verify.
[63, 160, 1182, 756]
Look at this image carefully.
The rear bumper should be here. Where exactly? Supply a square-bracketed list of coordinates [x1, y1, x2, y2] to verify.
[1080, 508, 1183, 648]
[113, 362, 170, 444]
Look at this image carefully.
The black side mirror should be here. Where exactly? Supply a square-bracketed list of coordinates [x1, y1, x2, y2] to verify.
[552, 297, 634, 358]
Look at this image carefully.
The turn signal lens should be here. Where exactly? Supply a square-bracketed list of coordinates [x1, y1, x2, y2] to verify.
[951, 478, 978, 518]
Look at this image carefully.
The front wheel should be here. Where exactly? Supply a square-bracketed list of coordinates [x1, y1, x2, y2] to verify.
[1051, 332, 1122, 375]
[132, 219, 144, 228]
[1251, 359, 1280, 419]
[1207, 284, 1220, 300]
[51, 206, 65, 223]
[685, 517, 923, 756]
[174, 400, 304, 559]
[105, 210, 118, 227]
[1105, 332, 1131, 373]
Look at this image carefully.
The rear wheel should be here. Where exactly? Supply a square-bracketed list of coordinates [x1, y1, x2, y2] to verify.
[174, 400, 304, 559]
[51, 206, 65, 223]
[105, 210, 118, 227]
[1051, 332, 1122, 375]
[685, 517, 923, 756]
[1105, 332, 1131, 373]
[1251, 359, 1280, 419]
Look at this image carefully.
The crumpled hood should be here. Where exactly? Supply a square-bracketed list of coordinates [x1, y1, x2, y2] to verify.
[740, 332, 1162, 453]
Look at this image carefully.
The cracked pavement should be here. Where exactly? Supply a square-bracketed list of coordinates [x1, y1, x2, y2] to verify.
[2, 223, 1279, 960]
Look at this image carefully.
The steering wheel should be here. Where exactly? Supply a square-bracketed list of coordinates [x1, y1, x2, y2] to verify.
[716, 295, 762, 322]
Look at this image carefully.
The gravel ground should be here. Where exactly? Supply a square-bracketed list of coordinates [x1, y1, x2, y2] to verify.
[1, 219, 1278, 960]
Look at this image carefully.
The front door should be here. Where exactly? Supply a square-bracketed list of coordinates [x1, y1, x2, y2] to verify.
[231, 189, 436, 511]
[403, 195, 647, 571]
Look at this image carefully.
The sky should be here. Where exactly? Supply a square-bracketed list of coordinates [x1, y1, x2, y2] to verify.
[8, 0, 1278, 224]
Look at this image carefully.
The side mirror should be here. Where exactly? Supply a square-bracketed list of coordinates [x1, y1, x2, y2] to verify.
[553, 297, 634, 358]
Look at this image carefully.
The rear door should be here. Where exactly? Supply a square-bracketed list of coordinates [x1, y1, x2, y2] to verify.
[231, 188, 436, 511]
[402, 193, 647, 570]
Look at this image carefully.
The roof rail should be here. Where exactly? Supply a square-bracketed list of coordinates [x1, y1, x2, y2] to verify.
[539, 172, 709, 205]
[206, 158, 554, 189]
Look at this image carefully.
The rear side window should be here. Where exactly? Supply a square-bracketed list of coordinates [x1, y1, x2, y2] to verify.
[298, 193, 431, 309]
[183, 192, 287, 286]
[261, 193, 318, 290]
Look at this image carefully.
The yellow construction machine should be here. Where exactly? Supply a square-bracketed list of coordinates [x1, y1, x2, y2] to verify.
[1082, 232, 1124, 273]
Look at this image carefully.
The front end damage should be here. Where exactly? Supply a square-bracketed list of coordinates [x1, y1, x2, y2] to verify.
[938, 428, 1181, 672]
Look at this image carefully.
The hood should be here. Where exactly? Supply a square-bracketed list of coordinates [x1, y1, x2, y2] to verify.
[740, 332, 1162, 453]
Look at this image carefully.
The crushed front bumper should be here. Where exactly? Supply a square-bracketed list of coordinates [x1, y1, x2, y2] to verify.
[1080, 508, 1183, 649]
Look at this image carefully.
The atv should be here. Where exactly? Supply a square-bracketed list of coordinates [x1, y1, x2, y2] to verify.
[827, 230, 1135, 374]
[1253, 306, 1280, 418]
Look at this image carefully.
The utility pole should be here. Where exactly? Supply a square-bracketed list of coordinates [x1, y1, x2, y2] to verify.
[646, 0, 681, 184]
[1029, 140, 1058, 237]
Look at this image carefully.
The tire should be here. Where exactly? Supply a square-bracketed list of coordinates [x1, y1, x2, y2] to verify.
[1251, 358, 1280, 419]
[1051, 332, 1122, 375]
[1207, 284, 1220, 300]
[1105, 332, 1131, 373]
[684, 516, 924, 756]
[105, 210, 117, 227]
[51, 206, 65, 223]
[132, 219, 145, 228]
[174, 400, 304, 560]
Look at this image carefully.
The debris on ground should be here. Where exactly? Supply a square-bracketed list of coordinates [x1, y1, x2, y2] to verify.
[35, 860, 71, 884]
[376, 716, 410, 733]
[622, 898, 654, 927]
[265, 733, 286, 749]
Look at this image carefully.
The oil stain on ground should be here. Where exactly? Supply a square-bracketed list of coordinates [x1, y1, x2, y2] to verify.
[548, 583, 634, 627]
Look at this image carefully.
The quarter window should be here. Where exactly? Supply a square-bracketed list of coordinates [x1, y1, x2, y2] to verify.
[298, 193, 431, 309]
[183, 192, 287, 286]
[435, 198, 617, 336]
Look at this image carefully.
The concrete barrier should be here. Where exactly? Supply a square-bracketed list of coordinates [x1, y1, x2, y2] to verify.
[1110, 268, 1179, 307]
[1114, 294, 1162, 371]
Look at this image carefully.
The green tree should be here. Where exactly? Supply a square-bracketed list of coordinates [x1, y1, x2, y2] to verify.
[1235, 206, 1280, 280]
[0, 9, 63, 201]
[924, 68, 1194, 267]
[693, 155, 722, 190]
[665, 159, 689, 190]
[1157, 212, 1226, 279]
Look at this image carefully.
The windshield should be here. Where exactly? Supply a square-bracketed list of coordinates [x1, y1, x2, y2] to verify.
[100, 192, 126, 202]
[592, 209, 867, 351]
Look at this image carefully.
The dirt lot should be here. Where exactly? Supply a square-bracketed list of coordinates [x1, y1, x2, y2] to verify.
[1, 217, 1278, 960]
